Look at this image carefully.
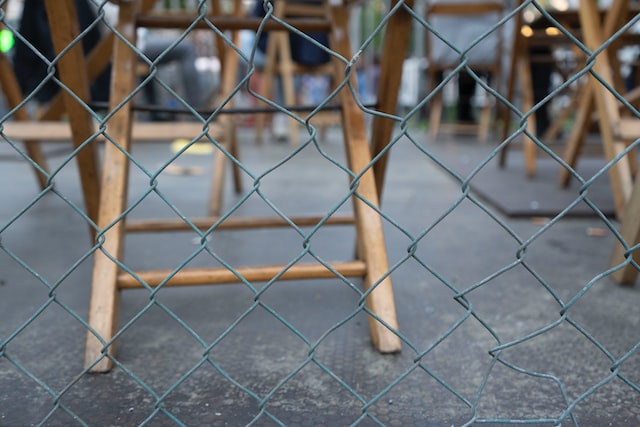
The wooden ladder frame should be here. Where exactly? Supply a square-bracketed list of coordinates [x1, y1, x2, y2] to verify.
[57, 0, 401, 373]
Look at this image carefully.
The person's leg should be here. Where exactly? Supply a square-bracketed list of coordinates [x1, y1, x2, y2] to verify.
[14, 0, 104, 103]
[457, 71, 475, 122]
[174, 42, 203, 110]
[143, 37, 203, 110]
[530, 46, 553, 136]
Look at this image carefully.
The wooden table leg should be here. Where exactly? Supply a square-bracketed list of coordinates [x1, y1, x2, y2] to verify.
[560, 0, 629, 188]
[516, 49, 538, 178]
[370, 0, 414, 201]
[209, 137, 229, 216]
[39, 31, 115, 123]
[499, 2, 523, 169]
[578, 0, 633, 218]
[610, 176, 640, 284]
[558, 83, 595, 187]
[0, 3, 49, 189]
[328, 2, 400, 353]
[208, 1, 243, 216]
[0, 50, 49, 189]
[45, 0, 102, 227]
[84, 0, 140, 372]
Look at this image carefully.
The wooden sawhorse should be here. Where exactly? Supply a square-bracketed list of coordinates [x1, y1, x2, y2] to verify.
[498, 3, 588, 177]
[499, 2, 640, 180]
[556, 3, 640, 199]
[59, 0, 401, 372]
[575, 0, 640, 285]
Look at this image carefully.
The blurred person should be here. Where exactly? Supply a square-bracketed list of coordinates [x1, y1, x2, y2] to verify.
[137, 28, 205, 120]
[13, 0, 111, 105]
[529, 45, 553, 136]
[252, 0, 330, 68]
[250, 0, 331, 140]
[99, 2, 206, 119]
[427, 0, 505, 125]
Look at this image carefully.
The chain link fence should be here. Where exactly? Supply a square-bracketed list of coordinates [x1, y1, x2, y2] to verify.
[1, 0, 640, 425]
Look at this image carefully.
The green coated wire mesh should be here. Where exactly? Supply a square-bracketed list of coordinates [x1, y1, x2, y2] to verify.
[1, 0, 639, 425]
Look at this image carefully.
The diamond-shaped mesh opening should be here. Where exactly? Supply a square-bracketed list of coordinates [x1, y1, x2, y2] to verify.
[263, 362, 366, 423]
[365, 368, 476, 425]
[475, 360, 570, 423]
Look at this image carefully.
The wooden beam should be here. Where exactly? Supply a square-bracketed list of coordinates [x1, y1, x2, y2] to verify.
[2, 121, 226, 142]
[578, 0, 634, 218]
[45, 0, 102, 225]
[328, 2, 401, 353]
[610, 178, 640, 285]
[85, 0, 140, 373]
[125, 214, 355, 232]
[370, 0, 414, 200]
[135, 15, 331, 31]
[117, 261, 368, 288]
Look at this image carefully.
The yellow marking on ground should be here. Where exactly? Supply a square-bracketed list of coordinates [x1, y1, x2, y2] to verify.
[170, 138, 214, 155]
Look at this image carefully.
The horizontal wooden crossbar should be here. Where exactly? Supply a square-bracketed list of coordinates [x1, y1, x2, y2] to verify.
[89, 101, 348, 115]
[437, 123, 485, 134]
[125, 214, 355, 232]
[117, 261, 368, 288]
[615, 118, 640, 141]
[427, 2, 503, 14]
[136, 14, 332, 32]
[1, 121, 226, 142]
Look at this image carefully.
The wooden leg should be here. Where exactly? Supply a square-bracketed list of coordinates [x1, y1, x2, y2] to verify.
[207, 120, 242, 217]
[208, 11, 243, 216]
[541, 85, 580, 142]
[499, 29, 539, 177]
[610, 174, 640, 285]
[227, 1, 244, 197]
[264, 3, 300, 148]
[1, 21, 116, 192]
[370, 0, 414, 200]
[584, 0, 635, 217]
[477, 102, 491, 143]
[517, 54, 538, 178]
[45, 0, 102, 229]
[209, 140, 228, 216]
[254, 0, 301, 147]
[429, 80, 444, 141]
[0, 3, 50, 189]
[328, 4, 400, 353]
[258, 28, 299, 146]
[229, 121, 243, 194]
[578, 0, 633, 218]
[558, 84, 595, 187]
[254, 10, 279, 145]
[499, 8, 523, 168]
[253, 73, 271, 145]
[0, 43, 49, 189]
[84, 0, 139, 372]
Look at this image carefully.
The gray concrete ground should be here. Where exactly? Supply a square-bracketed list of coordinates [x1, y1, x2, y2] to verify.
[1, 125, 639, 426]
